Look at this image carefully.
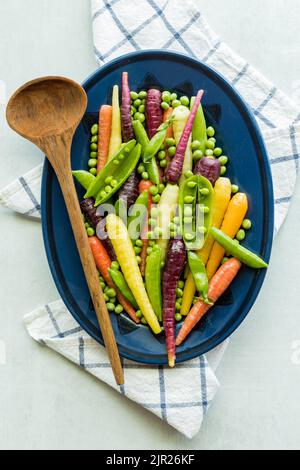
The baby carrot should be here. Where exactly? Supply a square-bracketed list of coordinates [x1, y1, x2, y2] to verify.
[176, 258, 242, 346]
[206, 193, 248, 280]
[88, 237, 140, 323]
[108, 85, 122, 160]
[97, 105, 112, 173]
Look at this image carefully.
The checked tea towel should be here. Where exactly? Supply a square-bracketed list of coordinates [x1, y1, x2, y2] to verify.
[1, 0, 300, 438]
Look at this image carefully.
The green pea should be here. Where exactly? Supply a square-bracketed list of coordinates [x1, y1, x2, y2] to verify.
[150, 186, 159, 196]
[193, 150, 203, 160]
[200, 188, 210, 196]
[150, 207, 159, 218]
[231, 184, 239, 194]
[233, 239, 240, 246]
[141, 317, 148, 325]
[111, 179, 118, 188]
[147, 247, 153, 255]
[168, 146, 176, 157]
[198, 226, 207, 235]
[185, 233, 195, 242]
[106, 303, 115, 312]
[85, 222, 91, 228]
[221, 257, 229, 265]
[133, 246, 141, 255]
[154, 227, 163, 237]
[162, 91, 171, 103]
[113, 159, 120, 165]
[219, 156, 228, 165]
[205, 149, 214, 157]
[136, 255, 142, 265]
[138, 164, 145, 174]
[111, 261, 120, 270]
[236, 229, 246, 241]
[86, 227, 95, 237]
[152, 194, 161, 204]
[177, 297, 182, 305]
[180, 96, 189, 107]
[207, 126, 215, 137]
[91, 124, 99, 135]
[103, 186, 111, 194]
[170, 93, 177, 101]
[161, 102, 170, 110]
[133, 99, 141, 108]
[106, 288, 117, 298]
[242, 219, 252, 230]
[131, 106, 135, 116]
[118, 153, 125, 161]
[214, 147, 222, 157]
[90, 151, 98, 158]
[138, 90, 147, 99]
[200, 206, 210, 214]
[169, 222, 176, 232]
[136, 310, 142, 319]
[89, 168, 97, 176]
[100, 281, 106, 290]
[184, 196, 195, 204]
[135, 239, 143, 247]
[175, 313, 182, 322]
[191, 140, 201, 151]
[175, 302, 182, 311]
[100, 190, 107, 199]
[160, 159, 167, 168]
[90, 143, 98, 151]
[134, 112, 140, 120]
[115, 305, 124, 315]
[184, 217, 193, 224]
[147, 231, 154, 240]
[170, 231, 176, 239]
[220, 166, 227, 176]
[138, 113, 145, 123]
[184, 171, 194, 179]
[177, 280, 185, 289]
[184, 206, 193, 217]
[148, 241, 156, 247]
[166, 138, 176, 147]
[138, 105, 145, 113]
[103, 293, 109, 302]
[142, 172, 149, 180]
[172, 99, 181, 108]
[186, 182, 196, 190]
[173, 216, 180, 225]
[158, 184, 165, 194]
[158, 150, 166, 160]
[149, 218, 157, 228]
[91, 135, 98, 143]
[105, 176, 113, 185]
[206, 139, 215, 150]
[176, 288, 184, 298]
[130, 91, 139, 100]
[88, 159, 97, 168]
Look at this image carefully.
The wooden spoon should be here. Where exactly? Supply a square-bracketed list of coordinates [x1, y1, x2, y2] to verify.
[6, 77, 124, 385]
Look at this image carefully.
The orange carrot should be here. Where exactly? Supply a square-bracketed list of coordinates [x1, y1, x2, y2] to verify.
[97, 105, 112, 173]
[88, 237, 140, 323]
[176, 258, 242, 346]
[138, 180, 153, 276]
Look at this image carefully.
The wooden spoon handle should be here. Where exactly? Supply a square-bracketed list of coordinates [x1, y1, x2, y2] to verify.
[53, 160, 124, 385]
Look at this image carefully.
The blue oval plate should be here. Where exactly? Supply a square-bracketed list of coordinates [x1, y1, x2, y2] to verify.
[41, 50, 274, 365]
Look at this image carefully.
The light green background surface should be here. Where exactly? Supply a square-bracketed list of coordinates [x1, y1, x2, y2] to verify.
[0, 0, 300, 450]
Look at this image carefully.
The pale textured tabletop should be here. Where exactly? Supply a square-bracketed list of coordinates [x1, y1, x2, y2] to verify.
[1, 0, 300, 451]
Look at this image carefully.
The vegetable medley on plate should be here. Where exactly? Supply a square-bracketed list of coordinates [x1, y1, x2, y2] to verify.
[73, 71, 268, 367]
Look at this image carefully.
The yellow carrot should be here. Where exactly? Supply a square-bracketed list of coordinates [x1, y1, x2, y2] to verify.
[108, 85, 122, 160]
[206, 192, 248, 280]
[106, 214, 162, 334]
[180, 177, 232, 316]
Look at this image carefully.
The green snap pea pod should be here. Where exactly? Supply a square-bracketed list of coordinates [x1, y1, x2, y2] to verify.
[145, 246, 163, 322]
[127, 190, 149, 237]
[85, 140, 136, 199]
[132, 120, 160, 185]
[191, 96, 207, 154]
[108, 268, 139, 309]
[72, 170, 95, 190]
[143, 118, 174, 163]
[187, 251, 210, 304]
[210, 227, 268, 268]
[179, 175, 214, 250]
[93, 143, 141, 206]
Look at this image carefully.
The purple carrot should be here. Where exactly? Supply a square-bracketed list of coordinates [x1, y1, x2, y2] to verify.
[80, 198, 116, 261]
[146, 89, 163, 139]
[194, 157, 221, 186]
[166, 90, 204, 184]
[163, 239, 187, 367]
[121, 72, 135, 142]
[118, 170, 140, 209]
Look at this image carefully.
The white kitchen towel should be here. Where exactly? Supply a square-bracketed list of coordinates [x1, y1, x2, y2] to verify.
[1, 0, 300, 439]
